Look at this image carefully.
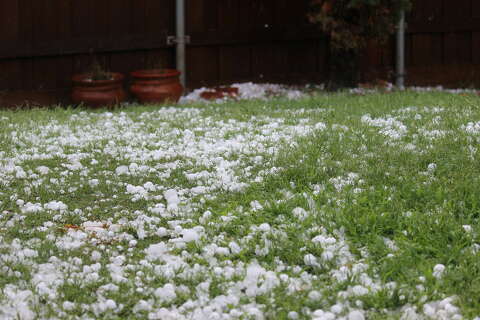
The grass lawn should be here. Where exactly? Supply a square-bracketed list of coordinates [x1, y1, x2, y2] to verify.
[1, 91, 480, 320]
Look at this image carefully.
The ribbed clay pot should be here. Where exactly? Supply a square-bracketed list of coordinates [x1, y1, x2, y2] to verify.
[71, 73, 126, 108]
[129, 69, 183, 104]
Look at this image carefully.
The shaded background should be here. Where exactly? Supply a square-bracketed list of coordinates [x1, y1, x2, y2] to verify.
[0, 0, 479, 106]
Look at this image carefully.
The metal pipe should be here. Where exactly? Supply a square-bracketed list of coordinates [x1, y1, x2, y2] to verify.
[176, 0, 186, 88]
[395, 9, 405, 89]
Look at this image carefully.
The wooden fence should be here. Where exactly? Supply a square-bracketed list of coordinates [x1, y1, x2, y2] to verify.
[0, 0, 326, 106]
[0, 0, 479, 106]
[404, 0, 480, 87]
[0, 0, 177, 105]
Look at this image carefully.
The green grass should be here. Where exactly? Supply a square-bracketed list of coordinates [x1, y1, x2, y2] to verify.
[1, 91, 480, 319]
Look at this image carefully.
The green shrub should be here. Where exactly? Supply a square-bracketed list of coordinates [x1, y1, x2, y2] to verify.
[309, 0, 411, 51]
[309, 0, 411, 88]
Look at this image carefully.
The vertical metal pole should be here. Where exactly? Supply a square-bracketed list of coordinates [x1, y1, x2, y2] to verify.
[176, 0, 186, 88]
[396, 9, 405, 89]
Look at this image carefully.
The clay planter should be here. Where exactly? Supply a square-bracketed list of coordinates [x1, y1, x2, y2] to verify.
[71, 73, 126, 108]
[129, 69, 183, 104]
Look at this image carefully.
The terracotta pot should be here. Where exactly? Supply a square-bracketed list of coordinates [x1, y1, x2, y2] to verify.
[129, 69, 183, 104]
[71, 73, 126, 108]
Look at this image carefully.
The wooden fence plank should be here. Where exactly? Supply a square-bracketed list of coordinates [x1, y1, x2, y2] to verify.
[274, 0, 290, 28]
[54, 56, 73, 89]
[186, 47, 219, 87]
[204, 0, 219, 32]
[18, 0, 33, 51]
[145, 49, 174, 70]
[110, 51, 145, 76]
[218, 0, 239, 32]
[0, 60, 23, 90]
[288, 0, 309, 27]
[31, 0, 58, 47]
[473, 1, 480, 19]
[145, 0, 173, 37]
[381, 38, 394, 67]
[188, 28, 321, 47]
[362, 41, 384, 68]
[110, 0, 131, 36]
[73, 54, 92, 75]
[56, 0, 72, 40]
[237, 0, 255, 32]
[253, 0, 274, 30]
[91, 0, 110, 38]
[71, 0, 93, 37]
[28, 55, 72, 92]
[251, 43, 288, 82]
[288, 41, 318, 75]
[219, 45, 251, 82]
[131, 0, 147, 35]
[473, 32, 480, 64]
[32, 57, 65, 91]
[411, 34, 443, 66]
[444, 32, 472, 64]
[187, 0, 206, 34]
[410, 0, 442, 24]
[404, 34, 413, 69]
[20, 59, 34, 91]
[444, 0, 471, 25]
[0, 0, 19, 42]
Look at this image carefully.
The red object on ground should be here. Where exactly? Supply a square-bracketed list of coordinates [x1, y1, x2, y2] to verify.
[71, 73, 126, 108]
[130, 69, 184, 104]
[200, 86, 239, 100]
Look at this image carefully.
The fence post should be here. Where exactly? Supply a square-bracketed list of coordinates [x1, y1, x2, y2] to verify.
[395, 9, 406, 89]
[176, 0, 186, 88]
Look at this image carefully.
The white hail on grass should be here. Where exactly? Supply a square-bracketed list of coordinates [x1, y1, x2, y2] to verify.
[0, 104, 468, 319]
[0, 107, 323, 319]
[361, 114, 408, 140]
